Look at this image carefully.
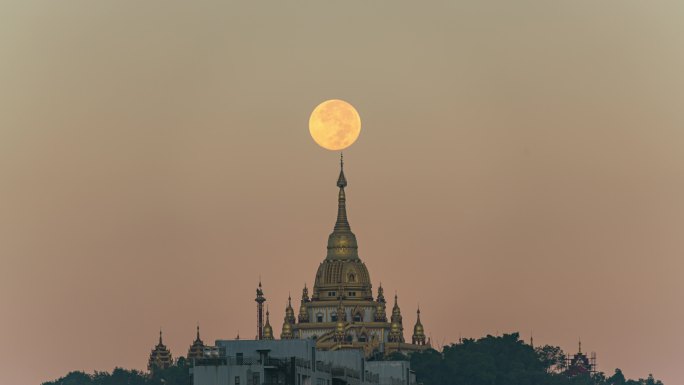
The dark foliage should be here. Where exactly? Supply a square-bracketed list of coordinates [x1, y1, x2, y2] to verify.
[42, 359, 191, 385]
[409, 333, 663, 385]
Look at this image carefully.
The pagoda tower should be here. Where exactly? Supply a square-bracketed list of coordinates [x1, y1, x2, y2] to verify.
[388, 294, 405, 343]
[187, 325, 205, 363]
[287, 155, 429, 356]
[263, 308, 274, 340]
[148, 329, 173, 373]
[281, 295, 296, 339]
[298, 284, 310, 324]
[412, 307, 426, 345]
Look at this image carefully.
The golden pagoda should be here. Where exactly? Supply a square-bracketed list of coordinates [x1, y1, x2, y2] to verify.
[187, 325, 205, 362]
[287, 156, 430, 356]
[262, 308, 274, 340]
[412, 307, 427, 345]
[148, 329, 173, 373]
[388, 294, 405, 343]
[281, 295, 296, 339]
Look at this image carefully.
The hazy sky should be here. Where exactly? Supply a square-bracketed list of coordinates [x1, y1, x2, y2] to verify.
[1, 1, 683, 384]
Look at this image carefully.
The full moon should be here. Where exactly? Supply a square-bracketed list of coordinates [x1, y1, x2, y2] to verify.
[309, 99, 361, 151]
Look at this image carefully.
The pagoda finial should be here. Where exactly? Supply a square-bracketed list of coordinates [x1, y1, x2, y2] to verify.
[196, 324, 200, 341]
[335, 155, 349, 229]
[337, 153, 347, 188]
[530, 330, 534, 348]
[159, 328, 163, 345]
[578, 337, 582, 353]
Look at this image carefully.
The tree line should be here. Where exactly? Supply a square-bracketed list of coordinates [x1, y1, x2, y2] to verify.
[43, 333, 663, 385]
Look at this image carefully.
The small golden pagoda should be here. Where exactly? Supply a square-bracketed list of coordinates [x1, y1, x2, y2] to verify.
[148, 329, 173, 373]
[412, 307, 427, 345]
[281, 295, 296, 339]
[388, 295, 405, 343]
[187, 325, 205, 362]
[262, 309, 274, 340]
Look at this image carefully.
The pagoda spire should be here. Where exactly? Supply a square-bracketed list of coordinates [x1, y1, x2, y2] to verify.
[187, 324, 205, 362]
[335, 153, 350, 231]
[327, 153, 359, 259]
[388, 294, 405, 343]
[412, 305, 426, 345]
[263, 307, 274, 340]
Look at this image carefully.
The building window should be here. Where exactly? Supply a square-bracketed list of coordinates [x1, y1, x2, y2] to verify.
[328, 291, 336, 297]
[236, 353, 243, 365]
[316, 313, 323, 322]
[348, 273, 356, 282]
[235, 376, 240, 385]
[359, 334, 367, 342]
[353, 313, 362, 322]
[348, 291, 356, 297]
[331, 312, 338, 322]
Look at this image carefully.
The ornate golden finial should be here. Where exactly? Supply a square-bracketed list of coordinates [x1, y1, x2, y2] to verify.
[301, 283, 309, 302]
[299, 285, 310, 323]
[196, 323, 201, 341]
[578, 337, 582, 353]
[285, 294, 296, 324]
[391, 293, 402, 323]
[159, 328, 163, 345]
[377, 283, 385, 303]
[282, 297, 295, 340]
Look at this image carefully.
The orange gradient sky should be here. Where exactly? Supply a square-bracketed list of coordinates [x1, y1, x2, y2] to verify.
[1, 1, 683, 385]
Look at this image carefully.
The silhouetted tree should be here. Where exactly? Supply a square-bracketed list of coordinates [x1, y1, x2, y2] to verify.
[536, 344, 567, 373]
